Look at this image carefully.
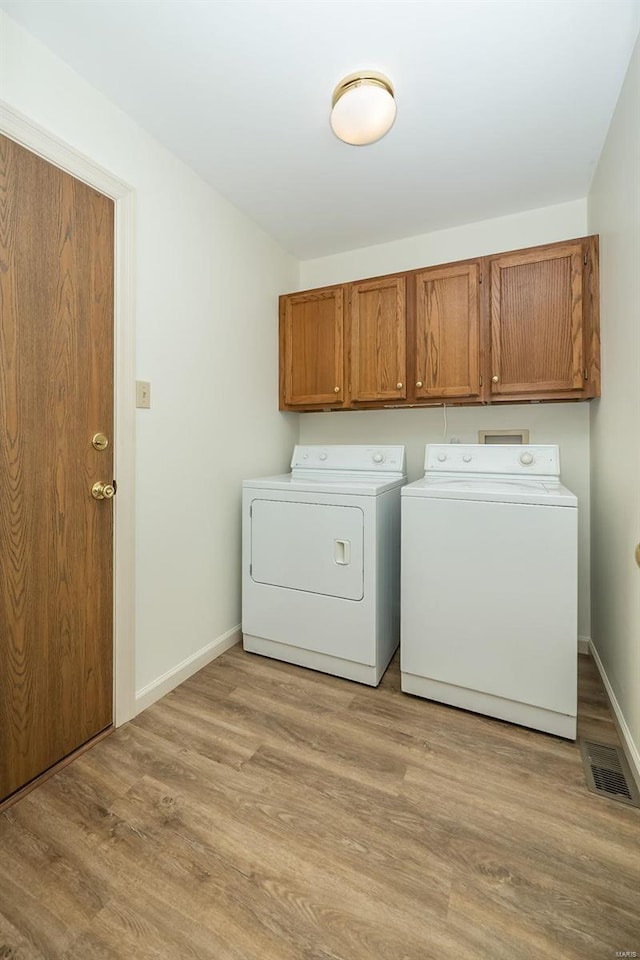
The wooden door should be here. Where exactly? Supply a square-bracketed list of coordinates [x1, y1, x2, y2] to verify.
[280, 288, 344, 407]
[350, 276, 406, 402]
[489, 242, 586, 398]
[414, 263, 480, 400]
[0, 136, 114, 803]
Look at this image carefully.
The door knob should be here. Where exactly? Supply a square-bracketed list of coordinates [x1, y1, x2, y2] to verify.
[92, 432, 109, 451]
[416, 381, 423, 388]
[91, 481, 115, 500]
[396, 382, 403, 390]
[492, 375, 500, 383]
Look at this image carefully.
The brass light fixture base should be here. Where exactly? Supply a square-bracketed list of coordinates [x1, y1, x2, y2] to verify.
[331, 71, 394, 109]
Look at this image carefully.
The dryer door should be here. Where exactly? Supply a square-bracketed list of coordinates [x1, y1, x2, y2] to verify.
[250, 499, 364, 600]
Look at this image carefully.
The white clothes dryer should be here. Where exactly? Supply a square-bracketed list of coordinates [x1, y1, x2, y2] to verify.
[242, 445, 406, 685]
[401, 444, 578, 738]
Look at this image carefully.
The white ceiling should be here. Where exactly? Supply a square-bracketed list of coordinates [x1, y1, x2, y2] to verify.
[3, 0, 640, 259]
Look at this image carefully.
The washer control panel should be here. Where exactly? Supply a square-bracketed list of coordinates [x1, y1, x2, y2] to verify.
[424, 444, 560, 478]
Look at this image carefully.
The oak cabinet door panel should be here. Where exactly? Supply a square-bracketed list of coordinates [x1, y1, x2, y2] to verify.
[350, 276, 406, 402]
[414, 263, 480, 400]
[490, 243, 585, 396]
[280, 288, 344, 407]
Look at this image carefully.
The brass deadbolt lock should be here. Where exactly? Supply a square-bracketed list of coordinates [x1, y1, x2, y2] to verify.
[92, 433, 109, 451]
[92, 481, 115, 501]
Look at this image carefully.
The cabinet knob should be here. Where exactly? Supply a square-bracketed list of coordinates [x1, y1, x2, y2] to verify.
[396, 382, 403, 390]
[416, 381, 423, 388]
[334, 386, 340, 393]
[492, 375, 500, 383]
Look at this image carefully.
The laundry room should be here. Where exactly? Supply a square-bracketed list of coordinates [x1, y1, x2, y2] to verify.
[1, 1, 639, 957]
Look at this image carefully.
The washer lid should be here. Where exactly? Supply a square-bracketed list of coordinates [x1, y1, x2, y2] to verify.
[402, 475, 577, 507]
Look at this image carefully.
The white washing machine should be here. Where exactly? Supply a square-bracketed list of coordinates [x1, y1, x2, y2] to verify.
[242, 444, 406, 685]
[401, 443, 578, 739]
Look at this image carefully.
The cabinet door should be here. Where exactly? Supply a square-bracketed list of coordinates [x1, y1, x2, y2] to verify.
[280, 288, 344, 407]
[350, 276, 406, 402]
[414, 263, 480, 400]
[490, 242, 586, 397]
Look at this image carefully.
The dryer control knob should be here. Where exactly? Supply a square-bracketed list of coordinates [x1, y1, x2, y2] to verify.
[437, 454, 447, 462]
[372, 452, 385, 464]
[520, 452, 534, 466]
[319, 452, 328, 461]
[463, 455, 472, 463]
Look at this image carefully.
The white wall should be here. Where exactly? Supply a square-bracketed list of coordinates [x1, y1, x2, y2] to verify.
[0, 12, 299, 695]
[588, 36, 640, 766]
[299, 201, 592, 641]
[300, 199, 587, 287]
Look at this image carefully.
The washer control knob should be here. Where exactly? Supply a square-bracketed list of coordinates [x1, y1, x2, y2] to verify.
[437, 453, 447, 462]
[463, 455, 472, 463]
[520, 452, 534, 466]
[372, 452, 385, 464]
[319, 452, 328, 461]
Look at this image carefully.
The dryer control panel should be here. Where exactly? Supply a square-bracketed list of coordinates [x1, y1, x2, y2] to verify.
[291, 445, 406, 475]
[424, 444, 560, 479]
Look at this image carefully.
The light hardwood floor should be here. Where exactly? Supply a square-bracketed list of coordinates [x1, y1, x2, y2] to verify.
[1, 649, 638, 959]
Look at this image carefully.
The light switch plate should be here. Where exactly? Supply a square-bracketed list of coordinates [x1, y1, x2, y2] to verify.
[136, 380, 151, 409]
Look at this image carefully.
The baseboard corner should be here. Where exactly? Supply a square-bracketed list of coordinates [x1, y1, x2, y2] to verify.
[578, 636, 591, 656]
[134, 625, 241, 715]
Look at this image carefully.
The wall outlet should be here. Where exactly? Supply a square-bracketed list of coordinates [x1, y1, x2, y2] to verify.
[136, 380, 151, 409]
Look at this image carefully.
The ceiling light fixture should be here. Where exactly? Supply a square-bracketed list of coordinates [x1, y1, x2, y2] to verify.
[330, 71, 396, 146]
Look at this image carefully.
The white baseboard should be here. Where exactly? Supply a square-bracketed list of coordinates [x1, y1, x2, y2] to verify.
[589, 640, 640, 790]
[134, 625, 241, 715]
[578, 636, 591, 655]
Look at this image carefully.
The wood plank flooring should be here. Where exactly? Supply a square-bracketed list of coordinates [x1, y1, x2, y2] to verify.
[1, 648, 638, 959]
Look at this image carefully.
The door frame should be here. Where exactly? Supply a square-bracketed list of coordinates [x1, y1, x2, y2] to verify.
[0, 102, 136, 726]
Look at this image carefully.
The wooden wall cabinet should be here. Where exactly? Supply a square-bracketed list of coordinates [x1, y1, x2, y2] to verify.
[278, 236, 599, 411]
[413, 262, 481, 402]
[349, 276, 406, 403]
[279, 287, 345, 407]
[487, 237, 600, 402]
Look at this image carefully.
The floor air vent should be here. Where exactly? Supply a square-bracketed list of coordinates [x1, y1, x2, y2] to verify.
[580, 740, 640, 807]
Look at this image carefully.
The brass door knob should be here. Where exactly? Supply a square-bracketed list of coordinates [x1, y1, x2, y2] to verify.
[92, 481, 115, 500]
[396, 382, 403, 390]
[334, 386, 340, 393]
[492, 375, 500, 383]
[635, 543, 640, 568]
[92, 432, 109, 451]
[416, 381, 423, 388]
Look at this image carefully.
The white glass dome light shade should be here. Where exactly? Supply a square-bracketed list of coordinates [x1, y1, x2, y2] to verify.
[330, 73, 396, 146]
